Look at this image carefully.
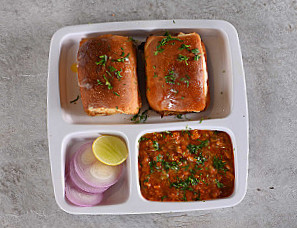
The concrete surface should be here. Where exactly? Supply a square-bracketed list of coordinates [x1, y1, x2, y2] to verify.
[0, 0, 296, 227]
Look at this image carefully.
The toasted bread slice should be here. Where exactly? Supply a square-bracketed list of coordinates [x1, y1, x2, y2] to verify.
[77, 35, 141, 116]
[144, 32, 208, 115]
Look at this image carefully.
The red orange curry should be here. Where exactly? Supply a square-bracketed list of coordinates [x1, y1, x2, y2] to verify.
[138, 129, 234, 202]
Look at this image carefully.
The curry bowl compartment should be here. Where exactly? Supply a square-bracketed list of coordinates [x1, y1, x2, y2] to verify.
[136, 127, 238, 203]
[58, 27, 232, 124]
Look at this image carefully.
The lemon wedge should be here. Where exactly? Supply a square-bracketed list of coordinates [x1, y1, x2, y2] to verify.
[92, 136, 128, 166]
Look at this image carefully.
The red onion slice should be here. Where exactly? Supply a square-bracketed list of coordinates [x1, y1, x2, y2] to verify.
[65, 178, 103, 207]
[73, 142, 123, 188]
[69, 158, 109, 193]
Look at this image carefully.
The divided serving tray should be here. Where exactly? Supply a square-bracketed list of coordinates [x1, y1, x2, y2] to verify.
[47, 19, 248, 214]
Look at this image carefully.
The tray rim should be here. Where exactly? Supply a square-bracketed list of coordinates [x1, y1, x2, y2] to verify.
[47, 19, 249, 214]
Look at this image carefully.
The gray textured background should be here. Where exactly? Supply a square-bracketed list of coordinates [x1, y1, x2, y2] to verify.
[0, 0, 297, 227]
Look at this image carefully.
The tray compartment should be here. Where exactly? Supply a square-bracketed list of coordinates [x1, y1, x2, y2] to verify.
[62, 131, 130, 206]
[59, 28, 232, 124]
[135, 126, 238, 202]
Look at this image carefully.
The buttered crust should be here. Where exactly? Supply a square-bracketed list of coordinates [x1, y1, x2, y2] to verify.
[77, 35, 141, 116]
[144, 32, 208, 115]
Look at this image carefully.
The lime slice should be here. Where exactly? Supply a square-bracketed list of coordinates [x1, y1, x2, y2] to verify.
[92, 136, 128, 166]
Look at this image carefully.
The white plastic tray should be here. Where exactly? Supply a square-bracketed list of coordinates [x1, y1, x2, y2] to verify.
[47, 20, 249, 214]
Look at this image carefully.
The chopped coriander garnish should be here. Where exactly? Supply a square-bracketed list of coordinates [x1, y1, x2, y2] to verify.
[103, 74, 112, 89]
[213, 156, 228, 173]
[128, 36, 136, 42]
[161, 195, 167, 201]
[154, 33, 183, 55]
[183, 191, 187, 201]
[121, 47, 124, 51]
[153, 141, 160, 151]
[131, 109, 149, 123]
[181, 96, 185, 99]
[112, 53, 130, 62]
[153, 73, 158, 78]
[162, 161, 179, 171]
[187, 140, 209, 154]
[154, 48, 164, 55]
[115, 106, 118, 109]
[97, 79, 103, 85]
[191, 48, 200, 54]
[115, 68, 123, 79]
[156, 154, 163, 162]
[138, 136, 149, 143]
[215, 179, 224, 188]
[113, 91, 120, 96]
[165, 70, 177, 84]
[149, 160, 156, 173]
[175, 114, 190, 121]
[176, 114, 183, 119]
[199, 118, 204, 124]
[153, 65, 156, 69]
[188, 175, 200, 185]
[179, 44, 191, 51]
[106, 70, 112, 77]
[182, 125, 192, 136]
[95, 55, 108, 66]
[70, 95, 79, 103]
[108, 65, 117, 72]
[173, 20, 176, 24]
[125, 53, 130, 59]
[121, 51, 125, 57]
[170, 175, 200, 191]
[194, 192, 201, 201]
[164, 130, 173, 136]
[177, 54, 189, 65]
[195, 152, 207, 165]
[183, 164, 190, 170]
[194, 54, 201, 61]
[179, 77, 190, 87]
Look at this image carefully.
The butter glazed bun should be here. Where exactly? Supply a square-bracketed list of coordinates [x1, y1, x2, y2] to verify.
[77, 35, 141, 116]
[144, 32, 209, 116]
